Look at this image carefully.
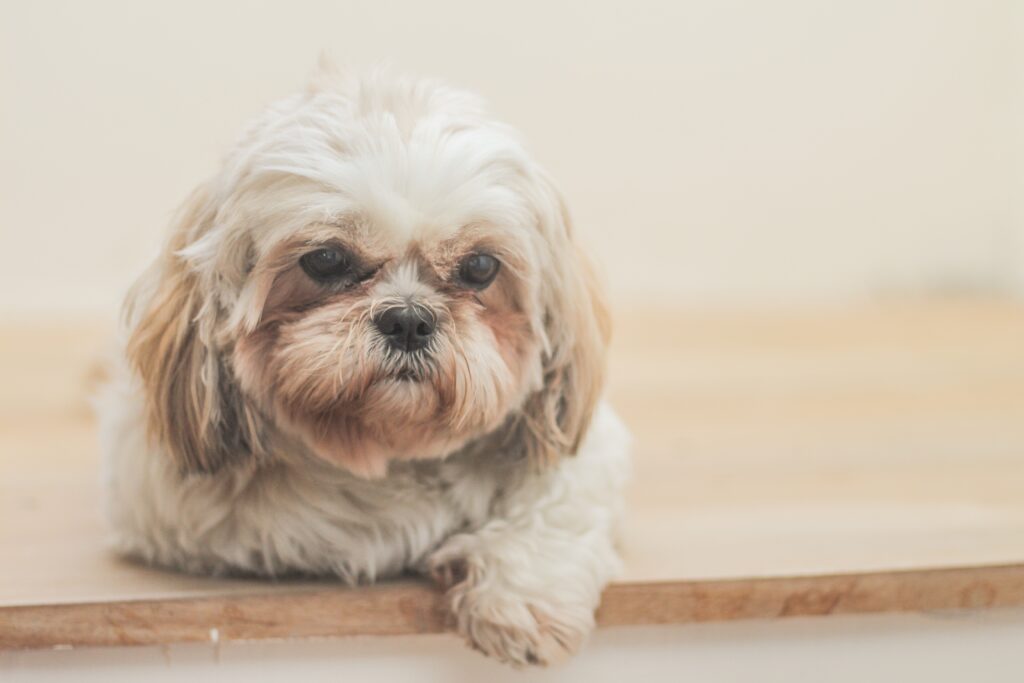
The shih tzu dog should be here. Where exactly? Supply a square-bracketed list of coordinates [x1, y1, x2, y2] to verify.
[98, 66, 630, 666]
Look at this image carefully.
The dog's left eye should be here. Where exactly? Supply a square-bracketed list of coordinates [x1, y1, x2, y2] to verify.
[299, 247, 352, 282]
[458, 253, 500, 289]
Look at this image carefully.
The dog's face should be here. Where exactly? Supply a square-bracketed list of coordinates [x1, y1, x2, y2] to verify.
[127, 71, 608, 478]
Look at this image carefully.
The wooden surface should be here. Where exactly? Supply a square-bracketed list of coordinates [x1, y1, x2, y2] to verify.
[2, 300, 1024, 649]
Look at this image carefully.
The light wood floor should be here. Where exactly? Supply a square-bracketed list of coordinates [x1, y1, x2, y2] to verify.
[2, 299, 1024, 647]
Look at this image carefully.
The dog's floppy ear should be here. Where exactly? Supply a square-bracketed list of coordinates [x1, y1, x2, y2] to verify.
[518, 176, 611, 467]
[126, 186, 265, 475]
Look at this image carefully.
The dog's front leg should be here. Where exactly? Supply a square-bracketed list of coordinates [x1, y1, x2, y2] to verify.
[426, 407, 630, 666]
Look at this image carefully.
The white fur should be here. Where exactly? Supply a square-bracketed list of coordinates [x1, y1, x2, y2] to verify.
[100, 367, 629, 664]
[99, 68, 631, 666]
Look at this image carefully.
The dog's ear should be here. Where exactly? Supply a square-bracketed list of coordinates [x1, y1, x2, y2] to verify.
[518, 176, 611, 467]
[126, 186, 265, 475]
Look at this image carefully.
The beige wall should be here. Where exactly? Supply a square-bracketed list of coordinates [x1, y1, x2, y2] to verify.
[1, 0, 1021, 316]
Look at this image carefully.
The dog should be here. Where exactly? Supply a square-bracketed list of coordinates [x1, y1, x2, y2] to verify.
[98, 65, 630, 666]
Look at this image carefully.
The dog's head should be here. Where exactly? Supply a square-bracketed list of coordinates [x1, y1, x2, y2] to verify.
[127, 69, 609, 478]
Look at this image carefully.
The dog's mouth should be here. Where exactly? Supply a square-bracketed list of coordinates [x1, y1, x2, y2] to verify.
[378, 349, 432, 384]
[393, 367, 421, 382]
[380, 361, 428, 383]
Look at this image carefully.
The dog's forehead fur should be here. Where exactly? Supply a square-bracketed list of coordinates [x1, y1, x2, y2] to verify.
[210, 71, 539, 265]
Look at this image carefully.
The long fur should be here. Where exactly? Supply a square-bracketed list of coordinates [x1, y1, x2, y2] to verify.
[99, 67, 630, 667]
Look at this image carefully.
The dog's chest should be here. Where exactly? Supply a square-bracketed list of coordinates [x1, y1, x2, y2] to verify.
[273, 454, 512, 578]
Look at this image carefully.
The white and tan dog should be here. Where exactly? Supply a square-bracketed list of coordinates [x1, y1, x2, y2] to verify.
[98, 66, 630, 666]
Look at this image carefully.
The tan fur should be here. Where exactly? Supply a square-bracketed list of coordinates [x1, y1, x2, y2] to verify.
[126, 188, 266, 474]
[516, 192, 611, 467]
[233, 272, 528, 477]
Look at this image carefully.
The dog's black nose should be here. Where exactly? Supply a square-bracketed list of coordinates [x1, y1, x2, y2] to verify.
[373, 305, 436, 352]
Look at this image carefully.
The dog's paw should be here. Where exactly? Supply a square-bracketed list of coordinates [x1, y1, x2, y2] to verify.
[427, 553, 591, 666]
[455, 596, 587, 667]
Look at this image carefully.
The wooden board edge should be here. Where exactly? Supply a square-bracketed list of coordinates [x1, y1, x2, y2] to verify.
[4, 564, 1024, 650]
[596, 564, 1024, 625]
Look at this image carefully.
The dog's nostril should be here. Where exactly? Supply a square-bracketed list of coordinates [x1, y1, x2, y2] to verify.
[373, 305, 436, 352]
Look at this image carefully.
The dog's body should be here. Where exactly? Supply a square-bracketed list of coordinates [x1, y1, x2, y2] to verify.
[99, 67, 630, 666]
[101, 375, 629, 663]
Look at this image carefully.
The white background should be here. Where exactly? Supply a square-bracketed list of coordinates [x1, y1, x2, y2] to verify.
[2, 0, 1023, 316]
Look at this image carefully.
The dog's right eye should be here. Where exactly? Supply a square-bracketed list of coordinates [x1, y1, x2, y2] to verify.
[299, 247, 352, 282]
